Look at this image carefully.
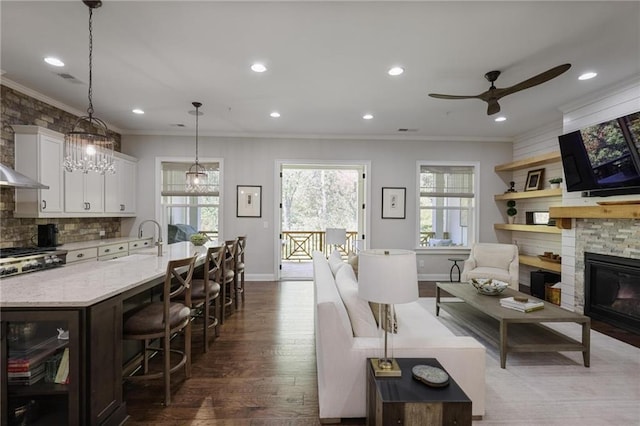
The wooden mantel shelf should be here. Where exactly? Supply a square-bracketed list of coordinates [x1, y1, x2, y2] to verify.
[549, 204, 640, 229]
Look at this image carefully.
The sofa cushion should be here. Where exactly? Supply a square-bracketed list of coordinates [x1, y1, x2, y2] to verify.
[328, 250, 345, 275]
[335, 265, 378, 337]
[465, 266, 512, 283]
[335, 262, 357, 284]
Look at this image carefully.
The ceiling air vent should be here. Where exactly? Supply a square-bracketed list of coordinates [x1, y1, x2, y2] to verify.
[398, 128, 418, 132]
[56, 73, 83, 84]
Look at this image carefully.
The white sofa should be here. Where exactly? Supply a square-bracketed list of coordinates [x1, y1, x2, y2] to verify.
[313, 251, 486, 423]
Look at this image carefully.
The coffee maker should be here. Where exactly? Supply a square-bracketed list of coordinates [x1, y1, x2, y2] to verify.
[37, 224, 59, 247]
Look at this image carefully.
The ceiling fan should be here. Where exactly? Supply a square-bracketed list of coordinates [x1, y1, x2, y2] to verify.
[428, 63, 572, 115]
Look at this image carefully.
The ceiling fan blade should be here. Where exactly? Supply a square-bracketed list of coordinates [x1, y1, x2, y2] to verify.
[428, 93, 480, 100]
[487, 99, 501, 115]
[499, 63, 572, 98]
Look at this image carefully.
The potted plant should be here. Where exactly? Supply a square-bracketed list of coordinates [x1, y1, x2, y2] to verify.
[189, 232, 209, 246]
[506, 200, 517, 224]
[549, 177, 563, 189]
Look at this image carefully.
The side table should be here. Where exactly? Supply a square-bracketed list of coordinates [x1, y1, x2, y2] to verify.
[448, 258, 465, 282]
[366, 358, 472, 426]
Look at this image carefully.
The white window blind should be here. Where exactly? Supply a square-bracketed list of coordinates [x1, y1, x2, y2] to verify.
[419, 165, 474, 198]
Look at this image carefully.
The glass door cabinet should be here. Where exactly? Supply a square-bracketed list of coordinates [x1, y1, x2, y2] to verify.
[1, 310, 80, 425]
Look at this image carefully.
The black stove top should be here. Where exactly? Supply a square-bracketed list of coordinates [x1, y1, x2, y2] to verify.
[0, 247, 63, 259]
[0, 247, 67, 277]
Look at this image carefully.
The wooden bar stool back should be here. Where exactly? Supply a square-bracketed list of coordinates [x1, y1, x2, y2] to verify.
[123, 255, 196, 406]
[177, 245, 222, 352]
[235, 236, 247, 307]
[221, 239, 237, 321]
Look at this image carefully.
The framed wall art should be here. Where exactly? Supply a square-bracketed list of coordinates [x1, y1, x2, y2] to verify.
[237, 185, 262, 217]
[382, 187, 406, 219]
[525, 169, 544, 191]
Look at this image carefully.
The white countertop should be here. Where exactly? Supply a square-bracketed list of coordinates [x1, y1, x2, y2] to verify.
[0, 242, 209, 308]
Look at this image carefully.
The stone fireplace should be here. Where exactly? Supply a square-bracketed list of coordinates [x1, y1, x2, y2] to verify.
[584, 252, 640, 334]
[572, 217, 640, 332]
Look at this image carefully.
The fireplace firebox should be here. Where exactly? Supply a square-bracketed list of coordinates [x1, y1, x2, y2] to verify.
[585, 252, 640, 335]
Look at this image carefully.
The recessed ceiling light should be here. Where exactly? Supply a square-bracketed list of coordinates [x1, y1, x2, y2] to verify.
[363, 114, 373, 120]
[132, 108, 144, 115]
[44, 57, 64, 67]
[494, 116, 507, 122]
[388, 67, 404, 76]
[251, 63, 267, 73]
[578, 72, 597, 81]
[270, 111, 280, 118]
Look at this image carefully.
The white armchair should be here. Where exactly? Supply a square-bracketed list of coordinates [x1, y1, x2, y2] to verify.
[461, 243, 519, 289]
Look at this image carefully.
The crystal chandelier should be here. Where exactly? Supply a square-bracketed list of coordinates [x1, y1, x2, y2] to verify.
[185, 102, 207, 192]
[64, 0, 115, 175]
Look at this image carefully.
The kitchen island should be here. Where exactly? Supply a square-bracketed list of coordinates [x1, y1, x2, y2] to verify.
[0, 242, 209, 425]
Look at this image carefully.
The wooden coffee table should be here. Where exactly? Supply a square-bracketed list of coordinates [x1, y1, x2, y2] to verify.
[436, 282, 590, 368]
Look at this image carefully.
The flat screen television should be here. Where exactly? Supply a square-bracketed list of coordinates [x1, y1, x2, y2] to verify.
[558, 111, 640, 197]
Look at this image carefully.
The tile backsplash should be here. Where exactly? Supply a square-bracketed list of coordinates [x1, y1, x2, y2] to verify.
[1, 84, 123, 248]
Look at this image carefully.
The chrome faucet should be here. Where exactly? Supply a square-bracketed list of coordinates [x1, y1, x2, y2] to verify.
[138, 219, 163, 256]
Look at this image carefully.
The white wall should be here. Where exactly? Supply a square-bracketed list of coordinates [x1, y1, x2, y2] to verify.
[121, 134, 512, 280]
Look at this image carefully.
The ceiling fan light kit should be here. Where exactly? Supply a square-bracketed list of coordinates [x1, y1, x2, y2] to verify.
[429, 63, 572, 115]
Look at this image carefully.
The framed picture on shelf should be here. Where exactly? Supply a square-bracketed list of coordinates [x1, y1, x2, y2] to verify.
[237, 185, 262, 217]
[525, 169, 544, 191]
[382, 187, 406, 219]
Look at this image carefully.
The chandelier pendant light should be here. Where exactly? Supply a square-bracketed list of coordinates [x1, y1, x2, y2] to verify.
[64, 0, 115, 175]
[185, 101, 208, 192]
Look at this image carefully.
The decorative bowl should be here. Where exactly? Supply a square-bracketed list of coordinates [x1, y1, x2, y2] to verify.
[470, 278, 509, 296]
[189, 233, 208, 246]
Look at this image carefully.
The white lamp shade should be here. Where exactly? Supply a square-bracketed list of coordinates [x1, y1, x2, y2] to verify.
[358, 249, 419, 304]
[326, 228, 347, 245]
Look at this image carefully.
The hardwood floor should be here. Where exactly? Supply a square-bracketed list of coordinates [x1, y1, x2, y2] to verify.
[123, 280, 639, 425]
[124, 281, 335, 425]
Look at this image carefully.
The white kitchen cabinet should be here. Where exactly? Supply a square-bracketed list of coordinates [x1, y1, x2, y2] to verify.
[13, 125, 64, 217]
[104, 155, 137, 215]
[64, 168, 105, 213]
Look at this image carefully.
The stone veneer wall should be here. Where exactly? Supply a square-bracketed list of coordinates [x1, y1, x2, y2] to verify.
[1, 84, 123, 248]
[573, 218, 640, 312]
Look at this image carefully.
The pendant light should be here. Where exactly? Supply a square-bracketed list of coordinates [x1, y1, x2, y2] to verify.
[64, 0, 115, 175]
[185, 101, 207, 192]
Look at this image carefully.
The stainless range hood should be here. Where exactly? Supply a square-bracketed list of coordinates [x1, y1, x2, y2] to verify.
[0, 164, 49, 189]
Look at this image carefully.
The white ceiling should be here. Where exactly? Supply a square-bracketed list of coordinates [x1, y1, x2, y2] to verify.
[1, 1, 639, 141]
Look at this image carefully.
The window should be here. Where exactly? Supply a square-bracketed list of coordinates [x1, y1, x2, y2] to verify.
[417, 163, 476, 248]
[161, 161, 220, 243]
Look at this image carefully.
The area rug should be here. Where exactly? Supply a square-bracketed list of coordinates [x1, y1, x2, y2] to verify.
[417, 298, 640, 425]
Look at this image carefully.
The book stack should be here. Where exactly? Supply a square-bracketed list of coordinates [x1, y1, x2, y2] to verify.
[500, 296, 544, 313]
[7, 362, 45, 386]
[8, 335, 68, 386]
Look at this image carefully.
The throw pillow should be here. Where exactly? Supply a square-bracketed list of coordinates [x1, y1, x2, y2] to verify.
[347, 252, 359, 277]
[335, 266, 378, 337]
[369, 302, 398, 334]
[328, 249, 345, 275]
[335, 263, 357, 287]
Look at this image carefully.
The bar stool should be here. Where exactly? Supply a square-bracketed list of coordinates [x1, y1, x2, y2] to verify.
[222, 239, 237, 322]
[122, 255, 196, 406]
[177, 246, 222, 352]
[234, 236, 247, 308]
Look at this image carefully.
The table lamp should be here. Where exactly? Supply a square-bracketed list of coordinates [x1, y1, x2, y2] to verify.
[358, 249, 418, 377]
[326, 228, 346, 253]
